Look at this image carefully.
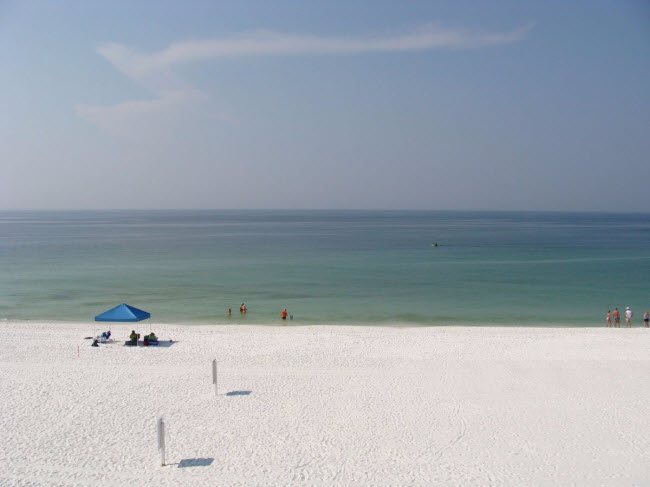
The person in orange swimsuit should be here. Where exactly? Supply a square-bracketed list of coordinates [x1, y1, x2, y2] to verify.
[281, 308, 288, 321]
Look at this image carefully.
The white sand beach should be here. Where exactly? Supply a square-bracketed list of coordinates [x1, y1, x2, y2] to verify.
[1, 321, 649, 486]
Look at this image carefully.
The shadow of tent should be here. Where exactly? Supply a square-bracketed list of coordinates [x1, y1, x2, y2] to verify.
[122, 341, 177, 347]
[226, 390, 252, 396]
[178, 458, 214, 468]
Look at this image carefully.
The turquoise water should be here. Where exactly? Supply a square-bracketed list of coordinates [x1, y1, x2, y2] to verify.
[1, 210, 649, 326]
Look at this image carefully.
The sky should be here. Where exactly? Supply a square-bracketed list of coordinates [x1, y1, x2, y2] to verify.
[1, 1, 649, 211]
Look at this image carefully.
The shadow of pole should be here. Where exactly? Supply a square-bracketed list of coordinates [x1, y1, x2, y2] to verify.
[178, 458, 214, 468]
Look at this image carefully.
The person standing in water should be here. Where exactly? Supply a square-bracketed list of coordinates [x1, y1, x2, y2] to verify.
[613, 308, 620, 328]
[644, 310, 649, 328]
[281, 308, 288, 323]
[240, 303, 247, 313]
[606, 310, 611, 327]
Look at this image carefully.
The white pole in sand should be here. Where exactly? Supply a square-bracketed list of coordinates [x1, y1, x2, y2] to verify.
[212, 359, 218, 396]
[157, 417, 166, 466]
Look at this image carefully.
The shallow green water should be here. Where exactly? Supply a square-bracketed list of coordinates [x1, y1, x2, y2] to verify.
[1, 210, 648, 325]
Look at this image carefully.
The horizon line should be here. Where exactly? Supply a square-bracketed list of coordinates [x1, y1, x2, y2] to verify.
[1, 208, 649, 215]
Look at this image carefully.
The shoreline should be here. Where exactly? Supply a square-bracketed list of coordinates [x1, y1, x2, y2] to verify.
[0, 318, 622, 328]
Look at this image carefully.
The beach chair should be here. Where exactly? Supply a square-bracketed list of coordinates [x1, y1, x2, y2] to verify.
[96, 331, 113, 344]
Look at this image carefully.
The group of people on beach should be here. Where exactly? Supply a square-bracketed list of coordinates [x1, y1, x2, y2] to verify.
[226, 303, 292, 323]
[606, 307, 649, 328]
[129, 330, 157, 345]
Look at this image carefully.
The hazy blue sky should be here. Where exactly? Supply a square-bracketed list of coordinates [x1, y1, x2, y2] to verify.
[1, 1, 649, 211]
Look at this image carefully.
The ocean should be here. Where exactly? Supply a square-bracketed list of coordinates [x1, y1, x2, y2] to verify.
[1, 210, 648, 326]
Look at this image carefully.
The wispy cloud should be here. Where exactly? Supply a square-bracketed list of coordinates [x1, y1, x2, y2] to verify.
[76, 89, 206, 138]
[99, 23, 533, 81]
[78, 23, 532, 136]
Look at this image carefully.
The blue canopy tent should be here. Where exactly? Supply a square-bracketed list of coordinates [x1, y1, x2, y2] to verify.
[95, 303, 150, 322]
[95, 303, 152, 339]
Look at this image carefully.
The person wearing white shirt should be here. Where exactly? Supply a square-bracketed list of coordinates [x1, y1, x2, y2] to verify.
[625, 307, 633, 328]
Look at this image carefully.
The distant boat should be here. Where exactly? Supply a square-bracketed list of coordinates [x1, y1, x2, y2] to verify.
[430, 242, 439, 247]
